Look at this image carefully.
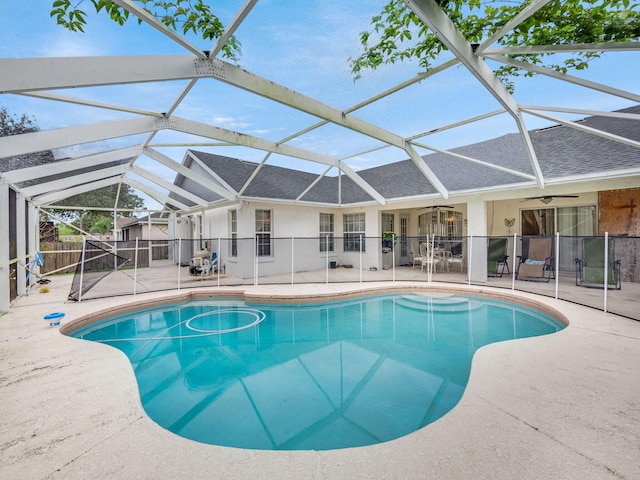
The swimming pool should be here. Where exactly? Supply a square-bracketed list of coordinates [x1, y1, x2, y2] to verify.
[66, 291, 565, 450]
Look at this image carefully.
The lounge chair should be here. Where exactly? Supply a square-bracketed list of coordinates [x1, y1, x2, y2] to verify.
[487, 237, 509, 277]
[575, 237, 621, 289]
[516, 237, 554, 282]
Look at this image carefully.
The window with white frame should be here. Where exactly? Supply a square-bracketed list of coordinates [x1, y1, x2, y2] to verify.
[230, 209, 238, 257]
[343, 212, 366, 252]
[557, 206, 597, 236]
[319, 213, 334, 252]
[255, 209, 272, 256]
[418, 210, 462, 239]
[522, 206, 597, 236]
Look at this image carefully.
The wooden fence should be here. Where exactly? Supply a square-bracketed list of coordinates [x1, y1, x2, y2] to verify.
[39, 241, 170, 275]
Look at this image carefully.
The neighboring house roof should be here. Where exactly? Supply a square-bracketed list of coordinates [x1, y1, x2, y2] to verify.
[176, 105, 640, 207]
[117, 212, 167, 229]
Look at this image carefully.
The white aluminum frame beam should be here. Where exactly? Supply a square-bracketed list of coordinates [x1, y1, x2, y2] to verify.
[483, 54, 640, 104]
[403, 0, 545, 188]
[237, 153, 270, 197]
[0, 55, 419, 150]
[0, 117, 157, 158]
[521, 108, 640, 149]
[0, 54, 447, 196]
[19, 164, 130, 198]
[208, 0, 258, 58]
[142, 146, 236, 202]
[0, 180, 9, 312]
[2, 146, 141, 184]
[410, 141, 537, 180]
[121, 178, 191, 211]
[186, 151, 239, 196]
[170, 118, 388, 204]
[518, 105, 640, 121]
[129, 165, 211, 207]
[481, 41, 640, 55]
[33, 176, 121, 206]
[295, 165, 334, 202]
[18, 91, 165, 117]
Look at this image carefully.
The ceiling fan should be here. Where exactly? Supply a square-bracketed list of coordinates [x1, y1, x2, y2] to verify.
[419, 205, 455, 210]
[524, 195, 578, 204]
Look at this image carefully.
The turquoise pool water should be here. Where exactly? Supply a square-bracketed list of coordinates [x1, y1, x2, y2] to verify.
[69, 292, 564, 450]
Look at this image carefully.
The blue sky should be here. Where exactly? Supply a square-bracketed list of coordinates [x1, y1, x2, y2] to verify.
[1, 1, 637, 209]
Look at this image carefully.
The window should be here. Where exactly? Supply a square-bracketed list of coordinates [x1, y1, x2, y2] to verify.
[319, 213, 334, 252]
[521, 208, 554, 236]
[521, 206, 596, 236]
[343, 213, 366, 252]
[255, 209, 272, 256]
[230, 210, 237, 257]
[557, 206, 596, 236]
[418, 210, 462, 238]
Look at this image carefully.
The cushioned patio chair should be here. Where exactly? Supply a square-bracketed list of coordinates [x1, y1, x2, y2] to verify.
[575, 237, 621, 290]
[487, 237, 509, 277]
[516, 237, 554, 282]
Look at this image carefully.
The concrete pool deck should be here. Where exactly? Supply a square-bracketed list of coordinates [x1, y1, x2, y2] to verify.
[1, 278, 639, 479]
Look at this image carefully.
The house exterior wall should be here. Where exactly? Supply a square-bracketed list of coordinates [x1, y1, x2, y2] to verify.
[201, 202, 386, 278]
[119, 222, 168, 241]
[193, 188, 638, 280]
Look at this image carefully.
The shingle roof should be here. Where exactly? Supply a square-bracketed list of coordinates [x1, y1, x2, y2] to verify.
[185, 105, 639, 205]
[530, 105, 640, 178]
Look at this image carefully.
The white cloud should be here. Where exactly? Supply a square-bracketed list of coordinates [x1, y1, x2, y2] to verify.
[210, 115, 252, 130]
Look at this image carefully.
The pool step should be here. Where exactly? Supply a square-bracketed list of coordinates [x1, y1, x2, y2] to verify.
[395, 294, 484, 313]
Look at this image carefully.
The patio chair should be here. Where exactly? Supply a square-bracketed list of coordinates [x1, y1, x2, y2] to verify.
[419, 242, 439, 273]
[575, 237, 621, 289]
[189, 250, 218, 276]
[411, 241, 425, 268]
[516, 237, 554, 282]
[446, 250, 464, 273]
[487, 237, 509, 277]
[202, 251, 219, 276]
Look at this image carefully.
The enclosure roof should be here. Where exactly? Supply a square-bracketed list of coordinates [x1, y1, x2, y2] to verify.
[1, 1, 639, 213]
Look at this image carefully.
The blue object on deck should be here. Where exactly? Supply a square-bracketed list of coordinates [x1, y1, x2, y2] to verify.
[44, 312, 65, 326]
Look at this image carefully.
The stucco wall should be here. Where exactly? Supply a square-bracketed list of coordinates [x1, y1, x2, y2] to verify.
[202, 203, 386, 278]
